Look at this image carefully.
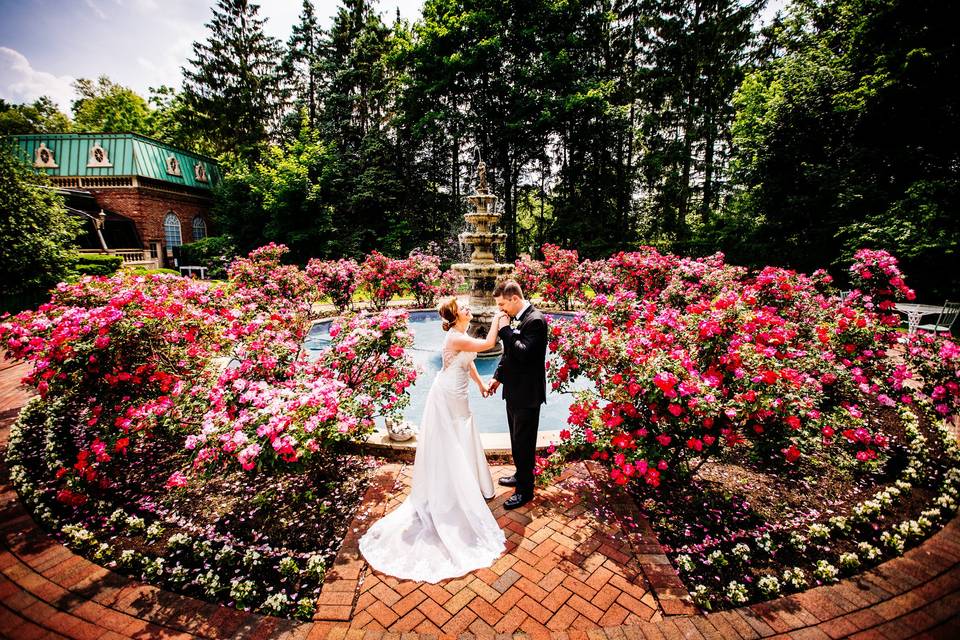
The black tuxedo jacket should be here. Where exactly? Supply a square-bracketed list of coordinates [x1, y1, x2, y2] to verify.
[493, 304, 548, 408]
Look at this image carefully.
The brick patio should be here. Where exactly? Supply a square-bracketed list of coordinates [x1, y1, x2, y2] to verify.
[1, 356, 959, 639]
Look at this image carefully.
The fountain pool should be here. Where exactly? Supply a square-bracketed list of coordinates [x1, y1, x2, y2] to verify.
[304, 310, 592, 435]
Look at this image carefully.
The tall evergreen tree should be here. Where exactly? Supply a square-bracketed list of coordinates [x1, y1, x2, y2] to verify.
[729, 0, 960, 297]
[182, 0, 284, 163]
[282, 0, 323, 130]
[636, 0, 759, 242]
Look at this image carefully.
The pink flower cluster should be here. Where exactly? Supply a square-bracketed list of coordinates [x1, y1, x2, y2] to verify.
[0, 244, 419, 501]
[357, 250, 463, 310]
[189, 308, 416, 472]
[306, 258, 359, 312]
[228, 242, 314, 316]
[0, 272, 233, 501]
[534, 248, 934, 490]
[901, 332, 960, 418]
[359, 251, 408, 310]
[401, 250, 457, 308]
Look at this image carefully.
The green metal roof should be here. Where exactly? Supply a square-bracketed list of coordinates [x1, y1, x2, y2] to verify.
[4, 133, 221, 190]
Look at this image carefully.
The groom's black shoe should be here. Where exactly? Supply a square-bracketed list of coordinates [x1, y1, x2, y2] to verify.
[504, 492, 533, 510]
[498, 475, 517, 487]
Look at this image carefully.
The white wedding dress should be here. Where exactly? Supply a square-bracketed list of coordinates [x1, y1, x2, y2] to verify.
[358, 330, 506, 583]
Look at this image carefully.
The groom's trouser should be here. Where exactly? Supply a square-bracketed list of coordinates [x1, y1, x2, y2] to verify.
[506, 403, 540, 495]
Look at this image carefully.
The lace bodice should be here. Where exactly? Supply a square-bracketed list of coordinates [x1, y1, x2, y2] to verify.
[441, 330, 477, 371]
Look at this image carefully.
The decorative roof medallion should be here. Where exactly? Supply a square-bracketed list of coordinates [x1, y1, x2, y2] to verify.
[166, 155, 182, 177]
[34, 142, 59, 168]
[86, 143, 113, 168]
[194, 161, 208, 183]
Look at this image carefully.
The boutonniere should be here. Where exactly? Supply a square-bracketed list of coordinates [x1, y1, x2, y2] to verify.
[509, 317, 520, 330]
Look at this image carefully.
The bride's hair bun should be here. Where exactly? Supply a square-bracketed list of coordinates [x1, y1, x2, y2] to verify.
[438, 297, 459, 332]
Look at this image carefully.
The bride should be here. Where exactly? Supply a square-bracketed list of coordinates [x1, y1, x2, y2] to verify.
[358, 297, 509, 583]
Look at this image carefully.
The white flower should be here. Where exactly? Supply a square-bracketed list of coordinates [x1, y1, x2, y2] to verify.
[813, 560, 839, 582]
[260, 592, 290, 616]
[675, 554, 695, 573]
[230, 579, 257, 604]
[707, 549, 728, 567]
[725, 581, 749, 605]
[146, 522, 164, 542]
[757, 576, 781, 596]
[782, 567, 808, 590]
[166, 533, 191, 550]
[807, 523, 830, 541]
[279, 556, 299, 577]
[124, 515, 145, 532]
[839, 552, 860, 570]
[690, 584, 713, 610]
[62, 524, 95, 548]
[731, 543, 751, 562]
[858, 541, 881, 560]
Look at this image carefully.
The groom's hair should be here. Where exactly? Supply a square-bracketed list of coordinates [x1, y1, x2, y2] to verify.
[493, 279, 523, 300]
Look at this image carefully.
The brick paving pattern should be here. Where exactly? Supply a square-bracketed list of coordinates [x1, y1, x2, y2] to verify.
[319, 460, 684, 636]
[1, 355, 959, 639]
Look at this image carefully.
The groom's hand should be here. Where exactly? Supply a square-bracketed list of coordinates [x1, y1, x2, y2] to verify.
[487, 378, 500, 396]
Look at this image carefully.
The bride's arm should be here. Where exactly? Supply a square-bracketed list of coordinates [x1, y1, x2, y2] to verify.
[468, 361, 487, 395]
[447, 312, 508, 352]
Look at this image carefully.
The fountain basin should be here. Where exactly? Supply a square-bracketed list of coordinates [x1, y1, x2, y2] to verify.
[303, 310, 593, 451]
[451, 263, 514, 277]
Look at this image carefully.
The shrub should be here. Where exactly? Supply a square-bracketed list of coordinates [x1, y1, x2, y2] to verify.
[176, 235, 237, 279]
[0, 144, 82, 297]
[70, 253, 123, 276]
[306, 258, 359, 312]
[0, 272, 232, 502]
[189, 308, 416, 473]
[359, 251, 405, 311]
[401, 250, 444, 308]
[538, 244, 584, 311]
[537, 249, 910, 489]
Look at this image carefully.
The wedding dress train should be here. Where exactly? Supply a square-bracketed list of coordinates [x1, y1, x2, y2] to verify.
[358, 332, 506, 583]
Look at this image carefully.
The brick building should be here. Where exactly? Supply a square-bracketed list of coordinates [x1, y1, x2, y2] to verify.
[6, 133, 221, 269]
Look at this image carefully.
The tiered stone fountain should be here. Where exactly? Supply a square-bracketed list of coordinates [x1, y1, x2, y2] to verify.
[453, 160, 514, 357]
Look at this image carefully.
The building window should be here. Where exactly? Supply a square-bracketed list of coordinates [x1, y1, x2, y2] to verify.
[87, 143, 112, 168]
[194, 162, 208, 182]
[164, 213, 182, 248]
[192, 217, 207, 241]
[34, 142, 59, 168]
[166, 155, 182, 176]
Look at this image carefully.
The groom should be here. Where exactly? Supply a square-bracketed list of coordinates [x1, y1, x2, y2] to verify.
[487, 279, 548, 510]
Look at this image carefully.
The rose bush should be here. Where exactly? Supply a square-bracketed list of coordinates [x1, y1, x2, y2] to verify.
[189, 308, 415, 473]
[1, 244, 418, 500]
[536, 248, 934, 490]
[306, 258, 359, 312]
[402, 250, 445, 308]
[359, 251, 407, 310]
[0, 272, 232, 504]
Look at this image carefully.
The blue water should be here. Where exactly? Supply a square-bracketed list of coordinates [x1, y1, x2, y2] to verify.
[303, 310, 592, 433]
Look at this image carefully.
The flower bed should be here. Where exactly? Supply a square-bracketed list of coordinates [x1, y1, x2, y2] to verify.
[1, 244, 417, 619]
[7, 397, 378, 618]
[3, 241, 957, 618]
[532, 246, 960, 609]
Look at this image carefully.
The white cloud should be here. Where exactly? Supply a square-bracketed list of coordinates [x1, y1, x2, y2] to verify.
[84, 0, 108, 20]
[0, 47, 76, 109]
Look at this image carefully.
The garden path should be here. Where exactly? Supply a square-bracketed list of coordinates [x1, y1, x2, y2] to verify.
[1, 356, 959, 639]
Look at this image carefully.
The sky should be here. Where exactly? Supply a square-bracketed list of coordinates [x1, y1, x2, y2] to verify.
[0, 0, 788, 112]
[0, 0, 423, 110]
